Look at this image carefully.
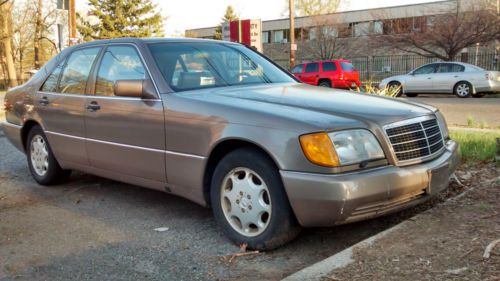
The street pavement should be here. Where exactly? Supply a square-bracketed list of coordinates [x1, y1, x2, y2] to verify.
[0, 133, 407, 281]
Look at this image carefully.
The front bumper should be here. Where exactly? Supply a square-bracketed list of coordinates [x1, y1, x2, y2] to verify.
[281, 140, 460, 227]
[1, 121, 24, 152]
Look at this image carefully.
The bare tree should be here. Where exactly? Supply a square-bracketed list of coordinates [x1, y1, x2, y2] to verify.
[303, 16, 347, 60]
[373, 2, 500, 61]
[12, 0, 36, 77]
[0, 0, 18, 87]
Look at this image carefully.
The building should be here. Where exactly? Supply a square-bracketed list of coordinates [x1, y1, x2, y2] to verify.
[186, 0, 498, 80]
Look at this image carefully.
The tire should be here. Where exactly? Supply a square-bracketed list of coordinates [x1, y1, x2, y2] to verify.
[210, 147, 301, 250]
[454, 81, 472, 98]
[27, 125, 71, 185]
[405, 93, 418, 97]
[472, 92, 485, 98]
[318, 80, 331, 88]
[387, 82, 403, 97]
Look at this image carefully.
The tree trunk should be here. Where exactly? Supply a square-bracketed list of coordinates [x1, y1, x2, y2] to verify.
[34, 0, 42, 69]
[1, 1, 18, 88]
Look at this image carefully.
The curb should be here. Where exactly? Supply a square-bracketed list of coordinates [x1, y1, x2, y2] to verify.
[281, 221, 408, 281]
[282, 177, 470, 281]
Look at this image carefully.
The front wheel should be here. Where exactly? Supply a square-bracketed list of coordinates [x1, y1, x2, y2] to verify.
[210, 148, 301, 250]
[387, 82, 403, 97]
[27, 125, 71, 185]
[405, 93, 418, 97]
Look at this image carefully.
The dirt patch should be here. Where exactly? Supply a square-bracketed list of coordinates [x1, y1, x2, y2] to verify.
[327, 163, 500, 281]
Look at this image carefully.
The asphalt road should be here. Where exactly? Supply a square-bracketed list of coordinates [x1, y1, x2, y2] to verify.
[0, 132, 415, 281]
[409, 95, 500, 128]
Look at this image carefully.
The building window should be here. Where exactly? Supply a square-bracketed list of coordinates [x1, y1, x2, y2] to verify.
[353, 22, 370, 37]
[309, 27, 317, 40]
[262, 31, 270, 44]
[373, 21, 383, 35]
[274, 30, 283, 43]
[273, 30, 289, 43]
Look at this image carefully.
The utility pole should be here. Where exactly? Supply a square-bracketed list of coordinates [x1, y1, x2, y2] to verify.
[289, 0, 296, 68]
[68, 0, 77, 45]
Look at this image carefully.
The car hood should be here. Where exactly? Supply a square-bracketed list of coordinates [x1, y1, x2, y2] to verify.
[174, 83, 435, 130]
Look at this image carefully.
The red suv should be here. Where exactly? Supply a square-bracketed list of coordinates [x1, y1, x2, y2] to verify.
[291, 60, 361, 89]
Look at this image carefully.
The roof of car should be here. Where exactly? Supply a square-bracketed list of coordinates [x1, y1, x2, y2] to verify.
[69, 37, 241, 49]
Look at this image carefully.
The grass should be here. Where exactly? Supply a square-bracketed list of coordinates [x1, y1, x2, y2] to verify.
[450, 129, 500, 162]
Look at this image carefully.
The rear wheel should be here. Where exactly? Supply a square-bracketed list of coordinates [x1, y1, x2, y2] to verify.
[210, 148, 301, 250]
[387, 82, 403, 97]
[27, 125, 71, 185]
[454, 81, 472, 98]
[318, 80, 331, 88]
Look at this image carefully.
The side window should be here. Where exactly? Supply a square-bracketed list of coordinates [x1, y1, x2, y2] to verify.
[95, 46, 147, 96]
[450, 64, 465, 72]
[413, 64, 436, 75]
[58, 47, 101, 94]
[322, 62, 337, 72]
[41, 59, 65, 92]
[436, 64, 450, 73]
[305, 63, 319, 73]
[291, 64, 303, 74]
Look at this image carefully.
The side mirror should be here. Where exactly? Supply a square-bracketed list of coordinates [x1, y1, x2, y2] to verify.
[114, 79, 157, 99]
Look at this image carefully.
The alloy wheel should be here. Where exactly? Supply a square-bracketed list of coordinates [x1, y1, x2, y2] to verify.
[456, 83, 470, 97]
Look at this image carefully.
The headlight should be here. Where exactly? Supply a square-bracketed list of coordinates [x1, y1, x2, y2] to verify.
[300, 130, 385, 167]
[329, 130, 385, 165]
[435, 111, 449, 139]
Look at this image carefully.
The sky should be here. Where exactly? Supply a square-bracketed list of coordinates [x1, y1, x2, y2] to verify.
[76, 0, 446, 37]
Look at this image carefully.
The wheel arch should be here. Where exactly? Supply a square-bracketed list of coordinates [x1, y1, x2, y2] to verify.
[454, 80, 475, 94]
[202, 138, 281, 207]
[317, 78, 332, 86]
[21, 119, 42, 152]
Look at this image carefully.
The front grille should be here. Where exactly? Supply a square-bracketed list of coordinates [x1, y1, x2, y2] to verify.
[386, 117, 444, 162]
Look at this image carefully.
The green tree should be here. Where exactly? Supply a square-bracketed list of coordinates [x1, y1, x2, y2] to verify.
[77, 0, 164, 41]
[214, 5, 238, 40]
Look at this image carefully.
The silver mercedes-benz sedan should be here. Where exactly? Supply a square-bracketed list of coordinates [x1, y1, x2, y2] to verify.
[379, 62, 500, 98]
[2, 38, 460, 250]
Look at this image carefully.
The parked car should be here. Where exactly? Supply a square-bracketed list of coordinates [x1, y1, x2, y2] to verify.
[291, 60, 361, 89]
[2, 38, 459, 250]
[379, 62, 500, 98]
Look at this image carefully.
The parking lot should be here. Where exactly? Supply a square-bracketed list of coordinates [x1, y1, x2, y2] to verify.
[0, 127, 436, 281]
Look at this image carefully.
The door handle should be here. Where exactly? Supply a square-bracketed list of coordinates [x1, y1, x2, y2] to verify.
[39, 96, 49, 106]
[427, 77, 432, 79]
[315, 74, 319, 77]
[86, 101, 101, 112]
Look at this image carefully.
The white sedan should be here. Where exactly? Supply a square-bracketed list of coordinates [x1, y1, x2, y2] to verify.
[379, 62, 500, 98]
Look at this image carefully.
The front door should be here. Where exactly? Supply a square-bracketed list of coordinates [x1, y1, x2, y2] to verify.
[84, 45, 166, 184]
[36, 47, 102, 165]
[405, 64, 436, 93]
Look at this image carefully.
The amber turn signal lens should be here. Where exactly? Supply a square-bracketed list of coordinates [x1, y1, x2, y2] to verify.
[299, 132, 340, 167]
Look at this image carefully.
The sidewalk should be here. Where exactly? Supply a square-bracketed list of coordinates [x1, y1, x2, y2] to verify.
[284, 162, 499, 281]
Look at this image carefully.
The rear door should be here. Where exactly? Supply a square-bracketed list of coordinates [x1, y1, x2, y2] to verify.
[84, 44, 166, 184]
[37, 47, 102, 165]
[302, 62, 320, 85]
[405, 64, 437, 93]
[433, 63, 465, 93]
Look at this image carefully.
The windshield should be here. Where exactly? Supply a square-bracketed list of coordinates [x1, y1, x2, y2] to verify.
[148, 42, 295, 92]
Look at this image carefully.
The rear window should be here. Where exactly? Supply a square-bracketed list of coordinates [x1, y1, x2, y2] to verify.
[340, 62, 355, 71]
[305, 63, 319, 73]
[322, 62, 337, 72]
